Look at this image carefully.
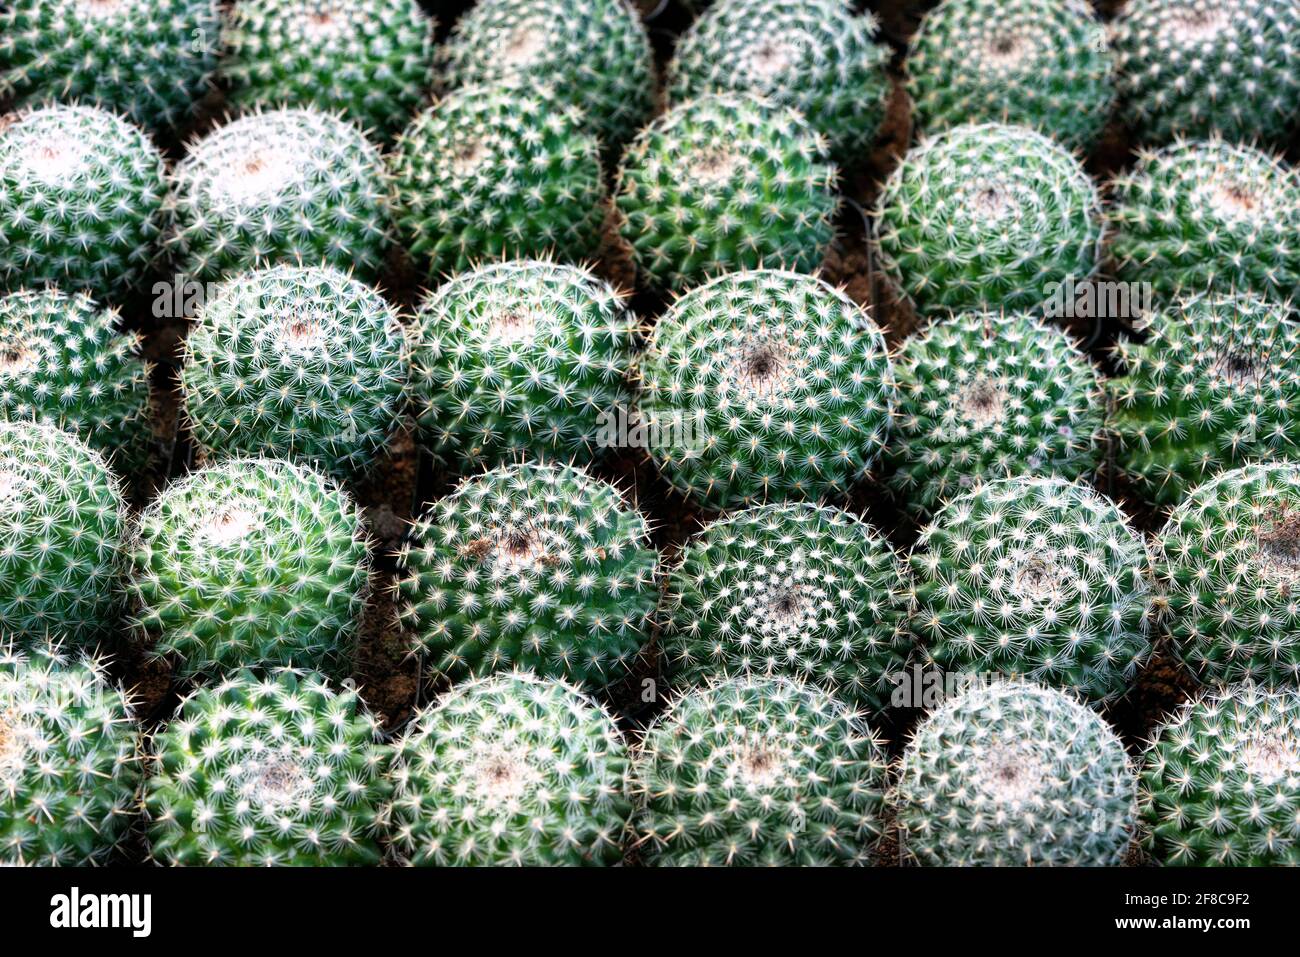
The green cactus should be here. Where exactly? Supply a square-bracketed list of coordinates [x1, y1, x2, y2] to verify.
[166, 107, 390, 283]
[128, 457, 369, 681]
[634, 675, 888, 866]
[181, 264, 408, 483]
[409, 259, 636, 472]
[0, 104, 167, 302]
[660, 502, 912, 712]
[895, 680, 1137, 866]
[1109, 292, 1300, 509]
[875, 122, 1103, 318]
[394, 461, 658, 690]
[909, 475, 1153, 703]
[145, 668, 388, 866]
[615, 94, 838, 293]
[388, 671, 632, 866]
[887, 311, 1106, 517]
[636, 270, 895, 511]
[1142, 682, 1300, 865]
[221, 0, 435, 140]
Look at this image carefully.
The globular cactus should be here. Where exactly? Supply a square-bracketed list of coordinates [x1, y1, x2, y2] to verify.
[905, 0, 1115, 152]
[1113, 0, 1300, 146]
[390, 85, 604, 283]
[0, 0, 219, 132]
[666, 0, 891, 163]
[660, 503, 912, 712]
[145, 668, 389, 866]
[636, 270, 895, 511]
[181, 264, 408, 482]
[1108, 292, 1300, 509]
[221, 0, 435, 140]
[633, 675, 889, 866]
[1142, 682, 1300, 865]
[875, 122, 1103, 318]
[615, 95, 838, 293]
[909, 476, 1153, 703]
[395, 461, 658, 690]
[388, 671, 632, 866]
[0, 288, 152, 473]
[895, 681, 1137, 866]
[129, 458, 369, 681]
[886, 311, 1106, 517]
[1107, 139, 1300, 303]
[0, 104, 166, 301]
[166, 107, 390, 283]
[0, 421, 127, 648]
[409, 259, 636, 472]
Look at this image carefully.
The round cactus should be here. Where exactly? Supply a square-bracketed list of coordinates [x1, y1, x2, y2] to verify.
[1142, 682, 1300, 865]
[409, 259, 636, 472]
[221, 0, 435, 140]
[145, 668, 389, 866]
[895, 681, 1136, 866]
[395, 461, 658, 690]
[166, 107, 390, 283]
[388, 671, 632, 866]
[636, 270, 895, 511]
[181, 264, 408, 482]
[615, 94, 838, 293]
[634, 675, 889, 866]
[390, 85, 604, 283]
[875, 122, 1103, 318]
[129, 457, 369, 681]
[661, 503, 912, 712]
[886, 311, 1106, 517]
[666, 0, 891, 163]
[0, 104, 166, 301]
[1108, 292, 1300, 509]
[0, 288, 152, 473]
[909, 475, 1153, 703]
[905, 0, 1115, 152]
[0, 421, 127, 648]
[1113, 0, 1300, 145]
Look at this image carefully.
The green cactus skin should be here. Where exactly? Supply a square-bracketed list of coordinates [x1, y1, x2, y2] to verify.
[145, 668, 389, 866]
[887, 311, 1105, 518]
[395, 461, 658, 690]
[388, 671, 632, 866]
[661, 503, 912, 712]
[181, 264, 408, 483]
[409, 259, 636, 472]
[910, 476, 1153, 703]
[221, 0, 435, 140]
[895, 681, 1136, 866]
[390, 85, 605, 283]
[1153, 463, 1300, 687]
[666, 0, 891, 163]
[636, 270, 895, 511]
[905, 0, 1115, 153]
[436, 0, 653, 155]
[166, 107, 390, 283]
[615, 94, 838, 294]
[1142, 682, 1300, 865]
[128, 458, 369, 681]
[1108, 292, 1300, 510]
[0, 104, 167, 302]
[0, 421, 127, 649]
[0, 643, 139, 866]
[1107, 139, 1300, 303]
[875, 122, 1103, 318]
[1114, 0, 1300, 146]
[634, 675, 888, 866]
[0, 0, 219, 132]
